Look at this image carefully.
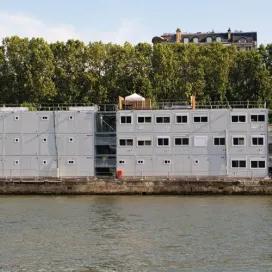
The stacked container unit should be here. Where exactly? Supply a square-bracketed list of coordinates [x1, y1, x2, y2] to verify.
[0, 107, 96, 178]
[116, 108, 268, 178]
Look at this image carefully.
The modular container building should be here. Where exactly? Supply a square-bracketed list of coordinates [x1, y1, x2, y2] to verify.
[116, 104, 268, 178]
[0, 107, 97, 178]
[0, 99, 269, 179]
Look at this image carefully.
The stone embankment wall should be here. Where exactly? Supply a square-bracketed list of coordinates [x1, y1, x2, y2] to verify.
[0, 177, 272, 195]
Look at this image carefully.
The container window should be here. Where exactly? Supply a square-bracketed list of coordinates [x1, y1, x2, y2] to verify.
[119, 139, 133, 146]
[251, 114, 265, 122]
[231, 115, 246, 123]
[175, 137, 189, 146]
[193, 116, 208, 123]
[156, 116, 170, 124]
[232, 137, 245, 146]
[251, 137, 264, 146]
[138, 116, 152, 123]
[176, 115, 188, 123]
[251, 160, 265, 168]
[214, 137, 225, 146]
[158, 137, 169, 146]
[121, 116, 132, 124]
[231, 160, 246, 168]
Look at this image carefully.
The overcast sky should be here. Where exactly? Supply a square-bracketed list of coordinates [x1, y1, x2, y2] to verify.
[0, 0, 271, 45]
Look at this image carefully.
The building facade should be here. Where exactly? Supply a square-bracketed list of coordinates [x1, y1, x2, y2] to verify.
[0, 102, 268, 179]
[152, 28, 257, 50]
[0, 107, 96, 178]
[117, 108, 268, 178]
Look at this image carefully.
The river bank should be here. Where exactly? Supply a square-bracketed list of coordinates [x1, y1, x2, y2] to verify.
[0, 177, 272, 195]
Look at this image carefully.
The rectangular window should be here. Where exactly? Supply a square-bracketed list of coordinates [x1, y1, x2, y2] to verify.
[193, 116, 208, 123]
[232, 137, 245, 146]
[156, 116, 170, 123]
[175, 137, 189, 146]
[194, 136, 208, 147]
[251, 114, 265, 122]
[119, 139, 133, 146]
[251, 136, 264, 146]
[137, 116, 152, 123]
[157, 137, 169, 146]
[214, 137, 225, 146]
[176, 115, 188, 124]
[120, 115, 132, 124]
[231, 115, 246, 123]
[137, 140, 152, 146]
[232, 160, 246, 168]
[251, 160, 266, 169]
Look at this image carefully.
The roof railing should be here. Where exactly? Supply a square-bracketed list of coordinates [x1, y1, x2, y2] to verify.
[0, 101, 267, 111]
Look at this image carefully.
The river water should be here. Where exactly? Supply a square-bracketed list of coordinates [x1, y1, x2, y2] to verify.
[0, 196, 272, 272]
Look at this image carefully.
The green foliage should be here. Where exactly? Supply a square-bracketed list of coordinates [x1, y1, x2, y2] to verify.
[0, 36, 272, 108]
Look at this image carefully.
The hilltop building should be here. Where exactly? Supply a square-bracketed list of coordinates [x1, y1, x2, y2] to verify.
[152, 28, 257, 50]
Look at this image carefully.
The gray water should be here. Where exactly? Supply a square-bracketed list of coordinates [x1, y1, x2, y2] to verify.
[0, 196, 272, 272]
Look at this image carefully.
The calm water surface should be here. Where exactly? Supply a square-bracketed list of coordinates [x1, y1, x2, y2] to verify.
[0, 196, 272, 272]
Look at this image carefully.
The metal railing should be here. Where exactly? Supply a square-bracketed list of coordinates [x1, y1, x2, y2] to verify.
[0, 100, 267, 111]
[121, 100, 267, 110]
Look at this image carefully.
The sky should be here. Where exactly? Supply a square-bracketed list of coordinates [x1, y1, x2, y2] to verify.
[0, 0, 271, 45]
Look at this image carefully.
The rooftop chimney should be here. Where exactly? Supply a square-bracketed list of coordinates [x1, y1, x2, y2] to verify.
[176, 28, 182, 43]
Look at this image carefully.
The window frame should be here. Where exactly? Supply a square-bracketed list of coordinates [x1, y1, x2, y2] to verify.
[250, 159, 266, 169]
[232, 136, 246, 147]
[174, 136, 190, 146]
[155, 115, 171, 124]
[251, 135, 265, 146]
[231, 159, 247, 168]
[193, 115, 208, 123]
[250, 114, 266, 123]
[213, 136, 226, 146]
[137, 115, 152, 124]
[120, 114, 133, 124]
[119, 138, 134, 147]
[231, 114, 247, 123]
[137, 137, 152, 147]
[157, 136, 170, 147]
[175, 113, 189, 124]
[194, 135, 208, 147]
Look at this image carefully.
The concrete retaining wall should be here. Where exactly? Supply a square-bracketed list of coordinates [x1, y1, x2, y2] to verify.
[0, 177, 272, 195]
